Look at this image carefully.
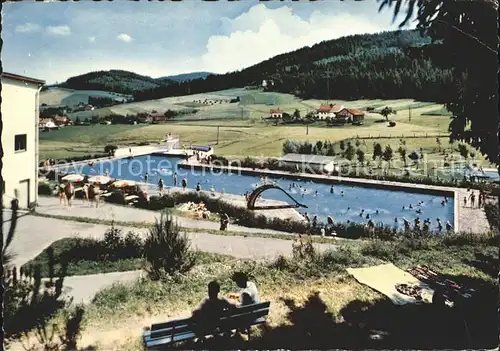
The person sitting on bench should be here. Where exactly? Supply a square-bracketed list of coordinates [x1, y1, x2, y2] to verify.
[191, 281, 235, 341]
[231, 272, 260, 306]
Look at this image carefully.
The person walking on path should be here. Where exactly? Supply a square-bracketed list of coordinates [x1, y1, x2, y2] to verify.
[469, 192, 476, 208]
[58, 181, 67, 206]
[82, 183, 90, 205]
[219, 212, 229, 231]
[463, 196, 467, 208]
[65, 182, 74, 208]
[181, 178, 188, 191]
[158, 178, 164, 195]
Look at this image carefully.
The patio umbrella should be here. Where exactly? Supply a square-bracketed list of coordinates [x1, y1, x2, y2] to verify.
[112, 180, 136, 188]
[88, 175, 112, 184]
[61, 174, 84, 182]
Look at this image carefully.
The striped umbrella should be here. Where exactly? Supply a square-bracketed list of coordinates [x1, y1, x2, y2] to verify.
[88, 175, 112, 184]
[61, 174, 84, 182]
[112, 180, 136, 188]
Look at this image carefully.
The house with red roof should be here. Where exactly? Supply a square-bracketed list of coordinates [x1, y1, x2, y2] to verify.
[270, 108, 284, 119]
[315, 104, 344, 120]
[336, 107, 365, 124]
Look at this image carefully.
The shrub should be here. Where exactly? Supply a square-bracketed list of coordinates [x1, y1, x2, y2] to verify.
[144, 211, 196, 280]
[389, 121, 396, 127]
[484, 202, 499, 231]
[38, 183, 54, 195]
[104, 145, 118, 156]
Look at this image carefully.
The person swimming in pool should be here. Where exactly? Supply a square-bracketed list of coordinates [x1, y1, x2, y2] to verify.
[375, 210, 379, 215]
[330, 186, 334, 194]
[340, 191, 344, 196]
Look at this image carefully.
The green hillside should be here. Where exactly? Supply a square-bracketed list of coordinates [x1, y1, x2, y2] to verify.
[56, 29, 454, 104]
[58, 70, 174, 94]
[133, 30, 454, 103]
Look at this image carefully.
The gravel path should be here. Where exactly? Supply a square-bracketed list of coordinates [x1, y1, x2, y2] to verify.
[4, 214, 337, 304]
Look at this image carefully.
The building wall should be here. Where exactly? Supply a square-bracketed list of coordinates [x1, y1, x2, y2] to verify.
[316, 111, 336, 120]
[1, 78, 41, 208]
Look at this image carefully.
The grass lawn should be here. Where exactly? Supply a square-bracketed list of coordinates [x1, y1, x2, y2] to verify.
[20, 236, 497, 350]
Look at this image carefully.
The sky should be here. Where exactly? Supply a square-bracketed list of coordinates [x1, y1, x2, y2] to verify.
[2, 0, 416, 84]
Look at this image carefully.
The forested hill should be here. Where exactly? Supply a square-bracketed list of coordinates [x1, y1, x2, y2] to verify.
[133, 29, 456, 103]
[157, 71, 213, 82]
[58, 70, 175, 94]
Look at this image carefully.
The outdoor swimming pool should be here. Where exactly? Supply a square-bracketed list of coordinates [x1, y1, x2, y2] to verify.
[68, 155, 455, 231]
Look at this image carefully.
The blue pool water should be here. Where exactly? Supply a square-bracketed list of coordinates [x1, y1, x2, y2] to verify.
[68, 155, 454, 231]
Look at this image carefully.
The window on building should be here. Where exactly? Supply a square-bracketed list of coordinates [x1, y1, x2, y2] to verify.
[14, 134, 27, 152]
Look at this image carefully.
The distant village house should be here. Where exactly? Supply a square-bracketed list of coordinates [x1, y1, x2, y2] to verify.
[270, 108, 284, 119]
[316, 104, 344, 120]
[39, 118, 56, 129]
[335, 108, 365, 124]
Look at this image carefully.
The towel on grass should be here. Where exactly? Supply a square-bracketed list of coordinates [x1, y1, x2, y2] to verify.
[347, 263, 435, 305]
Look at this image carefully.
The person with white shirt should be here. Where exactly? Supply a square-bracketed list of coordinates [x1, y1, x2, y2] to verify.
[231, 272, 260, 306]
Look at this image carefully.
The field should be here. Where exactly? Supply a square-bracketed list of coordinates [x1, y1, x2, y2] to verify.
[40, 88, 486, 168]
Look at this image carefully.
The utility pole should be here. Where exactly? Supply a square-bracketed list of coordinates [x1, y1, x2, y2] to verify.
[306, 117, 309, 135]
[409, 105, 412, 122]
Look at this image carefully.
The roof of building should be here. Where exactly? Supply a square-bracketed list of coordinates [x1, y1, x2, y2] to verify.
[340, 108, 365, 116]
[279, 153, 335, 165]
[191, 145, 212, 152]
[39, 118, 54, 124]
[2, 72, 45, 85]
[317, 104, 344, 113]
[270, 108, 283, 114]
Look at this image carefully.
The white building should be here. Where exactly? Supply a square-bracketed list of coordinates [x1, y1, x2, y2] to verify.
[1, 72, 45, 209]
[315, 104, 344, 120]
[39, 118, 57, 129]
[270, 108, 284, 119]
[279, 154, 336, 173]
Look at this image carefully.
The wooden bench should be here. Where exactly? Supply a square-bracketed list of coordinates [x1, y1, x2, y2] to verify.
[143, 301, 270, 349]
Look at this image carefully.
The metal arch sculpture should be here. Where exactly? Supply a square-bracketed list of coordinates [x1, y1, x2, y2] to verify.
[247, 184, 308, 210]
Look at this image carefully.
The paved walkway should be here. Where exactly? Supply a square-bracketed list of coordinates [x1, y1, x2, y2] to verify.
[36, 196, 295, 236]
[4, 214, 337, 304]
[455, 189, 491, 233]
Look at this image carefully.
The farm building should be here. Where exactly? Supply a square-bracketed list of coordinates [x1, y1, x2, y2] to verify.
[53, 115, 72, 126]
[279, 153, 336, 173]
[316, 104, 344, 120]
[336, 108, 365, 123]
[270, 108, 284, 118]
[39, 118, 56, 129]
[1, 72, 45, 208]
